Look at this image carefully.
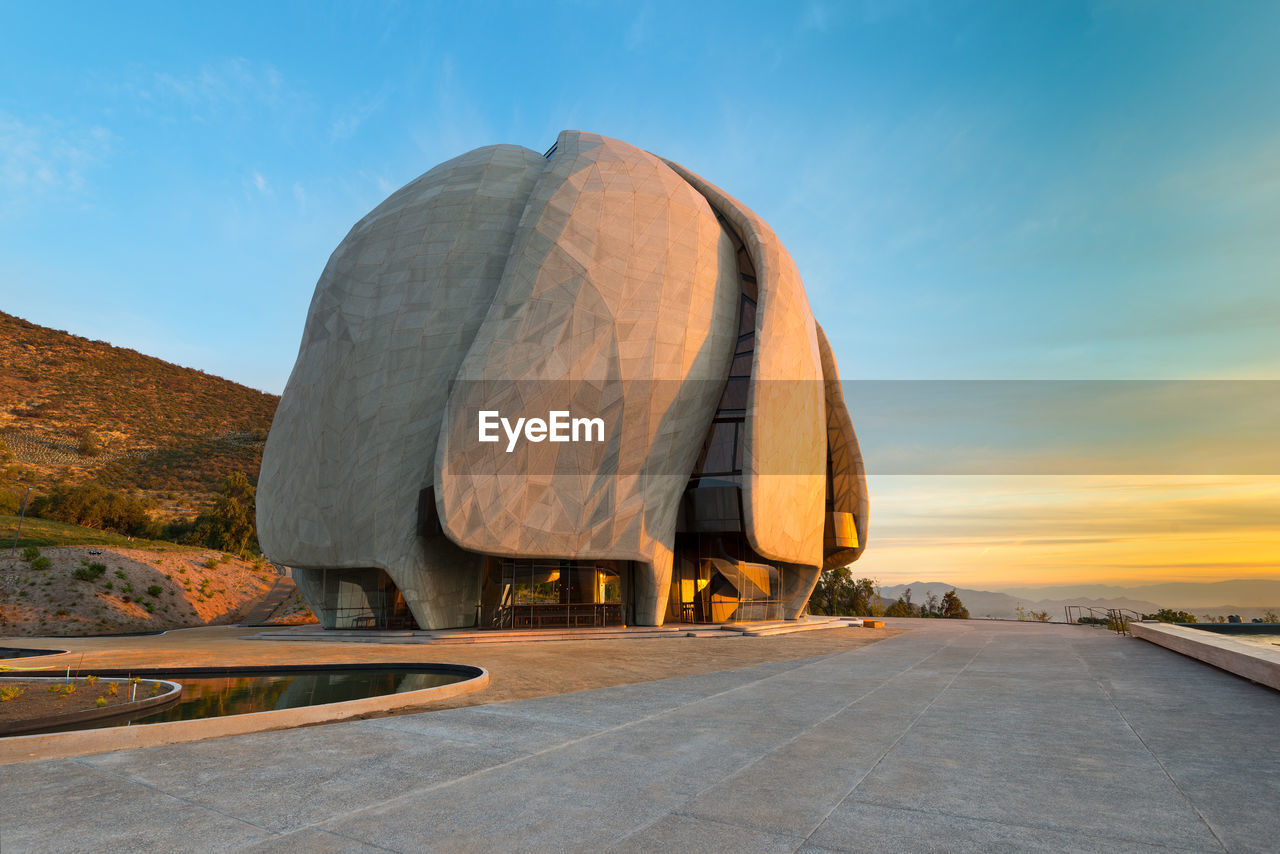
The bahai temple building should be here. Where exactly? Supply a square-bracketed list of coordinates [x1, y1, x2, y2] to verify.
[257, 130, 867, 631]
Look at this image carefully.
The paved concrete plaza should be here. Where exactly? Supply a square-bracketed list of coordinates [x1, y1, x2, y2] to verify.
[1, 619, 1277, 852]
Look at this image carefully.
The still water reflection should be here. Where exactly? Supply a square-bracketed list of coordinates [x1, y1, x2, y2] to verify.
[118, 668, 465, 727]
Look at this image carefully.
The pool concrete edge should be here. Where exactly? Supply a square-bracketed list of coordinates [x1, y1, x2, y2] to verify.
[0, 666, 489, 765]
[1131, 622, 1280, 692]
[0, 678, 181, 737]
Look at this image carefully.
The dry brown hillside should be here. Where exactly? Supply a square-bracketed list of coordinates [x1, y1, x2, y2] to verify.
[0, 545, 314, 637]
[0, 311, 279, 516]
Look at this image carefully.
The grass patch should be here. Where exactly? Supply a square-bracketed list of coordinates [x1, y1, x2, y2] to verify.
[0, 515, 181, 551]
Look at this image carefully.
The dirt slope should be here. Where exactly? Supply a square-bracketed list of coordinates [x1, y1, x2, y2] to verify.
[0, 544, 311, 637]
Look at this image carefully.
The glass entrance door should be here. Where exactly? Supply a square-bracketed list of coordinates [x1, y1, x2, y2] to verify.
[482, 559, 629, 629]
[671, 533, 785, 623]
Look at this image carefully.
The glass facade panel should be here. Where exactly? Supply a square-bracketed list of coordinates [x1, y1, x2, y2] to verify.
[669, 533, 785, 623]
[481, 559, 630, 628]
[701, 421, 738, 476]
[670, 209, 790, 624]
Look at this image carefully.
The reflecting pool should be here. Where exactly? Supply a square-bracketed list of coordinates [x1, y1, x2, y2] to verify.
[121, 668, 466, 726]
[17, 666, 475, 735]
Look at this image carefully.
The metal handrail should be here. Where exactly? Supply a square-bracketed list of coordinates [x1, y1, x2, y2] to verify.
[1066, 605, 1128, 630]
[1107, 608, 1143, 636]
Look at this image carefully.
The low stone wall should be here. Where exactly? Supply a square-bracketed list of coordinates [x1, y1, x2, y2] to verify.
[1131, 622, 1280, 692]
[0, 665, 488, 765]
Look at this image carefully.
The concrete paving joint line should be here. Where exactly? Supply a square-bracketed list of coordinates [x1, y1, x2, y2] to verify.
[1072, 641, 1230, 853]
[606, 627, 986, 848]
[791, 631, 994, 850]
[270, 626, 966, 847]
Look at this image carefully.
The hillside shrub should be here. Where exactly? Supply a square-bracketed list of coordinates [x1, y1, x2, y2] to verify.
[72, 561, 107, 582]
[0, 484, 24, 515]
[1143, 608, 1198, 624]
[30, 483, 152, 536]
[77, 430, 103, 457]
[145, 585, 163, 597]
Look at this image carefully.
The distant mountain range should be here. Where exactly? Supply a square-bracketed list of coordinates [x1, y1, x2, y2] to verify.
[880, 580, 1280, 621]
[993, 580, 1280, 609]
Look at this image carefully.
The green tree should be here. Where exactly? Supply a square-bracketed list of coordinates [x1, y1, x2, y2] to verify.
[940, 589, 969, 619]
[810, 570, 881, 617]
[0, 484, 23, 515]
[185, 471, 258, 557]
[848, 577, 881, 616]
[884, 587, 918, 618]
[1143, 608, 1198, 623]
[30, 483, 151, 535]
[809, 567, 848, 616]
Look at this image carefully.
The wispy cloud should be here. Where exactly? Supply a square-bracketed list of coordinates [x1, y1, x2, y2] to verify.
[358, 170, 396, 197]
[624, 4, 653, 51]
[155, 57, 287, 112]
[105, 58, 301, 127]
[330, 89, 390, 142]
[249, 171, 272, 196]
[0, 111, 113, 204]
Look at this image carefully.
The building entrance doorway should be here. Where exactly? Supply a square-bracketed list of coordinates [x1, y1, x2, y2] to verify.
[670, 533, 784, 623]
[480, 559, 632, 629]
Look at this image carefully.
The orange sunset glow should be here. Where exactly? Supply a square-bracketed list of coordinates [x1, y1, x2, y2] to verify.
[858, 475, 1280, 588]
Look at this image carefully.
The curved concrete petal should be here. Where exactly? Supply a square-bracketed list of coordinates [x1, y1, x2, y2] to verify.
[257, 144, 547, 628]
[659, 160, 827, 571]
[816, 323, 869, 570]
[437, 131, 740, 625]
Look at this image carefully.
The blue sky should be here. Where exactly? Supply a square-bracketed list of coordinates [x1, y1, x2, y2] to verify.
[3, 0, 1277, 394]
[3, 2, 1279, 587]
